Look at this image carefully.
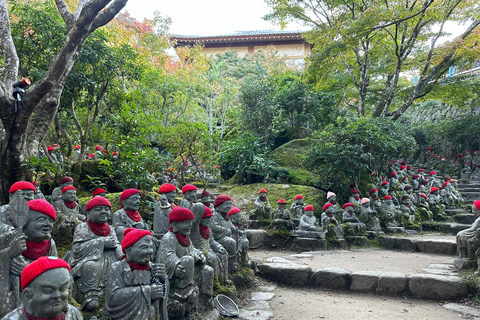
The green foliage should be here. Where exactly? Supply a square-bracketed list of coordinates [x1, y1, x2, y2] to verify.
[22, 156, 57, 182]
[270, 138, 312, 168]
[303, 117, 416, 201]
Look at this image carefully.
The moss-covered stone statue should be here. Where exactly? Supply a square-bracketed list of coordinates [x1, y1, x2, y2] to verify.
[252, 188, 271, 220]
[52, 186, 84, 236]
[290, 194, 306, 219]
[271, 198, 294, 230]
[427, 187, 446, 220]
[113, 189, 149, 242]
[341, 203, 366, 236]
[455, 201, 480, 272]
[51, 176, 74, 203]
[228, 207, 250, 269]
[0, 181, 36, 230]
[154, 183, 177, 240]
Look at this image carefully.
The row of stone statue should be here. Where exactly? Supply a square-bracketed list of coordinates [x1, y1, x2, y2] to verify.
[0, 180, 250, 320]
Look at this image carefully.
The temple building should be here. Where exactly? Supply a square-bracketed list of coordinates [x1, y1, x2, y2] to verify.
[170, 30, 311, 62]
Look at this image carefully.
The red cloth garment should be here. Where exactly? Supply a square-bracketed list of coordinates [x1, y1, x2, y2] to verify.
[125, 209, 142, 222]
[63, 200, 77, 209]
[22, 240, 51, 260]
[128, 261, 151, 271]
[168, 227, 191, 247]
[354, 196, 360, 201]
[88, 222, 110, 236]
[24, 309, 66, 320]
[199, 223, 210, 239]
[260, 197, 267, 202]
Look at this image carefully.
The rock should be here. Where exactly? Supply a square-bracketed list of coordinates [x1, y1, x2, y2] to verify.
[380, 236, 418, 251]
[350, 271, 380, 292]
[416, 239, 457, 255]
[291, 237, 326, 252]
[408, 274, 468, 300]
[259, 261, 312, 286]
[311, 267, 350, 290]
[198, 309, 221, 320]
[376, 272, 407, 295]
[454, 257, 476, 270]
[238, 300, 273, 320]
[246, 229, 267, 249]
[289, 253, 314, 259]
[442, 303, 480, 317]
[251, 292, 275, 301]
[257, 285, 276, 292]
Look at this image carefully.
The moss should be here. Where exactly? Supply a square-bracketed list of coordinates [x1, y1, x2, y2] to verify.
[288, 168, 319, 187]
[231, 266, 255, 289]
[213, 278, 237, 298]
[267, 228, 291, 240]
[270, 138, 313, 168]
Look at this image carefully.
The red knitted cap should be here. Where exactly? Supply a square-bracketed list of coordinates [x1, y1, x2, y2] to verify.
[122, 228, 152, 253]
[323, 203, 333, 211]
[430, 187, 439, 193]
[418, 169, 425, 172]
[430, 171, 436, 175]
[228, 207, 241, 216]
[74, 145, 81, 150]
[120, 189, 141, 203]
[400, 165, 406, 170]
[381, 181, 389, 186]
[277, 198, 287, 204]
[21, 256, 70, 290]
[383, 195, 392, 200]
[92, 188, 106, 197]
[9, 181, 36, 194]
[305, 205, 314, 211]
[390, 171, 397, 177]
[182, 184, 198, 194]
[169, 207, 195, 223]
[474, 200, 480, 211]
[28, 199, 56, 220]
[62, 185, 76, 194]
[442, 181, 450, 189]
[60, 176, 73, 184]
[201, 190, 211, 198]
[258, 188, 267, 194]
[159, 183, 176, 194]
[85, 197, 111, 211]
[295, 194, 303, 200]
[407, 166, 413, 170]
[400, 161, 407, 165]
[95, 145, 102, 151]
[420, 193, 427, 199]
[203, 207, 213, 218]
[369, 188, 378, 195]
[412, 174, 419, 180]
[47, 146, 54, 151]
[350, 189, 360, 194]
[342, 203, 353, 209]
[404, 185, 412, 190]
[214, 195, 232, 208]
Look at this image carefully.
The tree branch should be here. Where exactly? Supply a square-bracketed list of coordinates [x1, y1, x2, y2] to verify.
[0, 0, 19, 94]
[54, 0, 74, 29]
[91, 0, 129, 30]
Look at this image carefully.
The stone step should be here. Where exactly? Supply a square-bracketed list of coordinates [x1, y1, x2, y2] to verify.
[457, 187, 480, 192]
[422, 222, 471, 234]
[445, 208, 467, 216]
[379, 236, 457, 255]
[452, 214, 476, 224]
[460, 192, 479, 200]
[457, 183, 480, 188]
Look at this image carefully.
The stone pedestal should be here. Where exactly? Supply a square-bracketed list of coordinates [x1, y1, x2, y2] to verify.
[345, 236, 367, 246]
[383, 226, 405, 234]
[291, 237, 326, 251]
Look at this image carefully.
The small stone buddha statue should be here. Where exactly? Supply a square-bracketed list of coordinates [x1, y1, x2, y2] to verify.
[253, 188, 271, 220]
[359, 198, 382, 232]
[71, 197, 122, 311]
[428, 171, 442, 188]
[200, 190, 214, 210]
[348, 188, 362, 214]
[227, 207, 250, 269]
[179, 184, 208, 252]
[0, 181, 36, 229]
[411, 174, 420, 190]
[154, 183, 177, 239]
[299, 205, 322, 232]
[399, 196, 416, 225]
[52, 185, 84, 236]
[379, 181, 389, 198]
[106, 228, 167, 320]
[368, 187, 382, 215]
[157, 207, 214, 318]
[290, 194, 306, 219]
[1, 257, 83, 320]
[456, 201, 480, 272]
[92, 187, 107, 198]
[380, 195, 403, 230]
[325, 192, 342, 218]
[113, 189, 149, 242]
[321, 204, 344, 239]
[428, 187, 446, 220]
[51, 176, 74, 203]
[389, 171, 399, 190]
[271, 198, 294, 230]
[341, 202, 366, 236]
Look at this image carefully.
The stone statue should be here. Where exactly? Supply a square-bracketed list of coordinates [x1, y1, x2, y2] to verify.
[387, 189, 400, 206]
[379, 181, 389, 198]
[201, 190, 214, 210]
[415, 193, 433, 221]
[0, 181, 36, 228]
[92, 187, 107, 198]
[106, 228, 167, 320]
[411, 174, 420, 190]
[290, 194, 306, 219]
[1, 257, 83, 320]
[341, 203, 366, 236]
[51, 176, 74, 203]
[113, 189, 149, 242]
[227, 207, 250, 269]
[299, 205, 322, 232]
[399, 196, 416, 225]
[456, 200, 480, 271]
[32, 181, 44, 199]
[379, 195, 404, 232]
[252, 188, 271, 220]
[368, 188, 382, 215]
[157, 207, 214, 318]
[321, 204, 344, 239]
[389, 171, 399, 190]
[71, 197, 122, 311]
[154, 183, 177, 240]
[271, 199, 294, 230]
[193, 207, 228, 283]
[210, 195, 238, 273]
[324, 192, 342, 218]
[441, 181, 459, 206]
[52, 185, 84, 236]
[428, 171, 442, 188]
[359, 198, 382, 232]
[348, 189, 361, 214]
[427, 187, 446, 220]
[0, 198, 57, 316]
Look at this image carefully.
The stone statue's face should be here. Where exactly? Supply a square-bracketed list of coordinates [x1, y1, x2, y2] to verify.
[87, 205, 110, 224]
[361, 202, 370, 208]
[216, 201, 232, 215]
[62, 190, 76, 202]
[22, 190, 35, 201]
[295, 199, 304, 205]
[184, 190, 197, 202]
[403, 199, 411, 205]
[384, 200, 393, 206]
[25, 210, 54, 242]
[230, 212, 242, 224]
[371, 191, 378, 197]
[259, 192, 267, 198]
[172, 219, 193, 236]
[352, 193, 359, 198]
[278, 203, 287, 210]
[346, 206, 354, 213]
[126, 235, 153, 265]
[200, 217, 212, 228]
[165, 191, 176, 203]
[306, 210, 314, 217]
[123, 193, 141, 211]
[201, 195, 210, 203]
[22, 267, 70, 318]
[326, 206, 334, 214]
[96, 193, 107, 198]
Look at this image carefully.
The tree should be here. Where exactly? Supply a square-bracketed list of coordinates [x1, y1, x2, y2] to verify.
[265, 0, 480, 119]
[0, 0, 129, 201]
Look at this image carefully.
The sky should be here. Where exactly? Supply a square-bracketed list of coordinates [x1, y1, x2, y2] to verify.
[122, 0, 308, 36]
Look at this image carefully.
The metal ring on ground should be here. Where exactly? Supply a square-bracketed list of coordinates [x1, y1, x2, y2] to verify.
[214, 294, 239, 317]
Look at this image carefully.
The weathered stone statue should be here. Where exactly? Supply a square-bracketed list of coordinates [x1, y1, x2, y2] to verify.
[228, 207, 250, 269]
[415, 193, 433, 221]
[210, 195, 238, 273]
[399, 196, 416, 225]
[0, 198, 57, 316]
[193, 207, 228, 282]
[411, 174, 420, 190]
[290, 194, 306, 219]
[341, 203, 366, 236]
[428, 171, 442, 188]
[51, 176, 74, 203]
[389, 171, 399, 190]
[380, 195, 404, 233]
[325, 192, 342, 218]
[32, 181, 44, 199]
[252, 188, 271, 220]
[71, 197, 122, 311]
[113, 189, 149, 242]
[441, 181, 459, 206]
[157, 207, 214, 318]
[388, 189, 400, 206]
[348, 189, 361, 214]
[52, 186, 84, 236]
[106, 228, 167, 320]
[0, 181, 36, 228]
[359, 198, 382, 232]
[368, 188, 382, 215]
[92, 187, 107, 198]
[271, 199, 294, 230]
[456, 200, 480, 271]
[200, 190, 214, 210]
[379, 181, 389, 198]
[321, 204, 344, 239]
[427, 187, 446, 220]
[154, 183, 177, 239]
[299, 205, 322, 232]
[1, 256, 82, 320]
